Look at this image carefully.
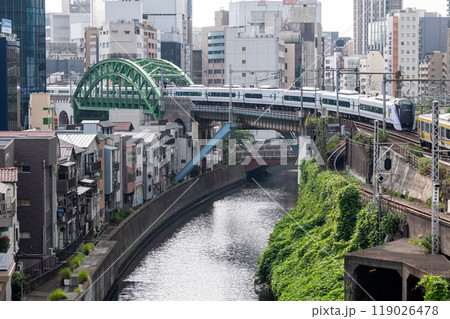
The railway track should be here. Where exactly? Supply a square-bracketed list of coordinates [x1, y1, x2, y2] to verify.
[353, 122, 421, 146]
[330, 140, 450, 227]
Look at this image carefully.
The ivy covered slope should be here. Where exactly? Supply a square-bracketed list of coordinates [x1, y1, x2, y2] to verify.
[256, 160, 378, 301]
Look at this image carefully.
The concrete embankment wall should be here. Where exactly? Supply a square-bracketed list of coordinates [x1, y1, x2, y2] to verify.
[381, 147, 432, 203]
[80, 165, 246, 301]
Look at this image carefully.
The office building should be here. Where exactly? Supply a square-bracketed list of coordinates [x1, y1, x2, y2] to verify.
[353, 0, 403, 55]
[143, 0, 191, 69]
[0, 0, 46, 128]
[0, 34, 20, 131]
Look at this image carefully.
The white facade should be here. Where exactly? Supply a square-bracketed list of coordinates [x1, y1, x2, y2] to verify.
[105, 0, 143, 24]
[342, 56, 361, 91]
[46, 13, 71, 43]
[225, 26, 285, 88]
[99, 21, 146, 60]
[70, 13, 91, 47]
[359, 50, 385, 95]
[229, 1, 291, 28]
[385, 9, 422, 97]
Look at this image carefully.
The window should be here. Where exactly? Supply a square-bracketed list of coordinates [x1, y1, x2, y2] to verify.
[17, 199, 31, 206]
[175, 91, 202, 97]
[208, 92, 236, 97]
[244, 93, 263, 99]
[125, 31, 130, 35]
[284, 95, 315, 103]
[21, 166, 30, 173]
[242, 60, 246, 65]
[360, 104, 383, 114]
[20, 232, 31, 239]
[242, 47, 246, 52]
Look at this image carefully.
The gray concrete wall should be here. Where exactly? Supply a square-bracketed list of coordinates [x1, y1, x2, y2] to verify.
[79, 164, 246, 301]
[406, 209, 450, 256]
[346, 139, 371, 183]
[381, 148, 432, 202]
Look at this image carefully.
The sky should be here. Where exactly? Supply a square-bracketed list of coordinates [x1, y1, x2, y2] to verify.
[46, 0, 448, 39]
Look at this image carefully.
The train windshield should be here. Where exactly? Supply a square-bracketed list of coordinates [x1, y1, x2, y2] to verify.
[395, 100, 414, 130]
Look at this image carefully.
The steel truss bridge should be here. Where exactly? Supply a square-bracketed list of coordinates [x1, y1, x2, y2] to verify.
[73, 58, 302, 182]
[73, 58, 193, 122]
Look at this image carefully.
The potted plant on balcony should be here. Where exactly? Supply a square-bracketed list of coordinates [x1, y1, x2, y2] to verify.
[77, 269, 90, 290]
[48, 288, 69, 301]
[0, 236, 10, 253]
[59, 267, 72, 286]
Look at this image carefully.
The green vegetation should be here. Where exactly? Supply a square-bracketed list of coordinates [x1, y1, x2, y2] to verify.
[416, 275, 450, 301]
[256, 159, 382, 300]
[407, 145, 423, 158]
[68, 253, 85, 270]
[59, 267, 72, 281]
[110, 209, 133, 225]
[326, 134, 343, 153]
[409, 234, 435, 254]
[77, 270, 90, 285]
[0, 236, 10, 253]
[339, 170, 364, 186]
[315, 117, 328, 162]
[305, 114, 319, 127]
[80, 243, 94, 256]
[229, 130, 255, 150]
[380, 213, 403, 237]
[418, 157, 432, 175]
[48, 288, 69, 301]
[11, 272, 30, 301]
[353, 133, 366, 145]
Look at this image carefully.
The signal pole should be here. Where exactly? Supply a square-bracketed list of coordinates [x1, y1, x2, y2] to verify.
[382, 73, 387, 136]
[336, 69, 340, 120]
[431, 100, 440, 254]
[229, 64, 233, 123]
[372, 120, 382, 244]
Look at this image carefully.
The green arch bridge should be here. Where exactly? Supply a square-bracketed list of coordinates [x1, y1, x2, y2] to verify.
[73, 58, 193, 122]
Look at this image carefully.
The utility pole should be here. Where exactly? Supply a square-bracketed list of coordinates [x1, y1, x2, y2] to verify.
[372, 120, 382, 244]
[336, 69, 340, 120]
[431, 100, 440, 254]
[382, 73, 387, 136]
[229, 64, 233, 123]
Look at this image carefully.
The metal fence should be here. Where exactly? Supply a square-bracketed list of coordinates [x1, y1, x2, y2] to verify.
[20, 232, 86, 294]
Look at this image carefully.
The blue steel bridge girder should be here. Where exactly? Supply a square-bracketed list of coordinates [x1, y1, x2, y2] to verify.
[73, 58, 194, 123]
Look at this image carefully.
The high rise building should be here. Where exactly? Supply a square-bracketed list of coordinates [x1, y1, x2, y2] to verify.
[353, 0, 403, 55]
[0, 0, 46, 128]
[0, 34, 20, 131]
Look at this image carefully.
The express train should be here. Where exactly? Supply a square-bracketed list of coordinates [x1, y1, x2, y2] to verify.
[417, 113, 450, 149]
[164, 85, 416, 131]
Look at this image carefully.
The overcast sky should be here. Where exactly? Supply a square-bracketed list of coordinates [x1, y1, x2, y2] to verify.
[46, 0, 448, 39]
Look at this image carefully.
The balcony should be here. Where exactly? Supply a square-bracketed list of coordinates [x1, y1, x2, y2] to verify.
[57, 177, 77, 194]
[0, 198, 16, 228]
[113, 161, 120, 171]
[86, 160, 101, 174]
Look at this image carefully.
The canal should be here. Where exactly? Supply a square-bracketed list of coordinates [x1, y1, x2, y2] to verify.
[112, 164, 298, 301]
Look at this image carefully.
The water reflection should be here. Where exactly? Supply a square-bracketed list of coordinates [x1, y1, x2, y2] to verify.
[117, 165, 298, 301]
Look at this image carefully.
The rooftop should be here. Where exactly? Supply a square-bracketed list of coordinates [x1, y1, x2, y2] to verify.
[113, 122, 134, 132]
[0, 131, 56, 138]
[57, 133, 98, 149]
[0, 168, 18, 183]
